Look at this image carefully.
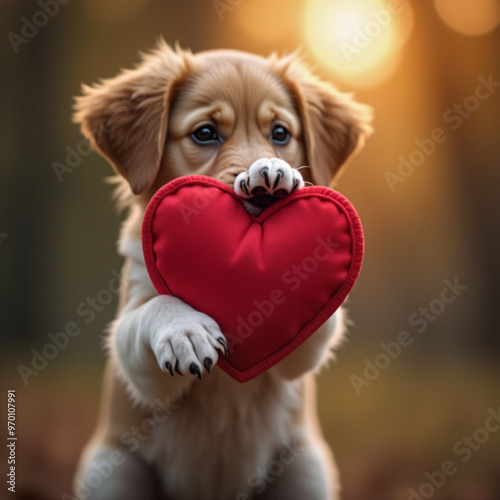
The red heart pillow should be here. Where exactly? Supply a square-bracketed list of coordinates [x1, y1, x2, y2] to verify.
[142, 176, 364, 382]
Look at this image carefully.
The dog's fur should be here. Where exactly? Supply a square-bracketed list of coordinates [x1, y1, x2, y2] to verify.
[73, 40, 372, 500]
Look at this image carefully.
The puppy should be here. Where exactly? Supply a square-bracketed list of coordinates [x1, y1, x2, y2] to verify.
[73, 40, 371, 500]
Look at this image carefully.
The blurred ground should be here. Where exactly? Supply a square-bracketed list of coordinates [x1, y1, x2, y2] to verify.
[1, 352, 499, 500]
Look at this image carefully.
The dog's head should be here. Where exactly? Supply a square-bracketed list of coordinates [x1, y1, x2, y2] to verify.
[74, 40, 372, 204]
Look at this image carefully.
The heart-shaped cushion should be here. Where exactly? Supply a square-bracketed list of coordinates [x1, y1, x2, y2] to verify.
[142, 176, 364, 383]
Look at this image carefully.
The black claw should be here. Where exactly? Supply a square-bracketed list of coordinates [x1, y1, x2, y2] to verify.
[261, 166, 270, 188]
[273, 170, 283, 189]
[240, 179, 250, 196]
[217, 337, 228, 356]
[174, 361, 183, 376]
[190, 363, 202, 380]
[204, 358, 212, 374]
[165, 361, 173, 376]
[291, 178, 299, 192]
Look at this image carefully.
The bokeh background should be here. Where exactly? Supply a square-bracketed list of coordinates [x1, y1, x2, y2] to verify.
[1, 1, 500, 499]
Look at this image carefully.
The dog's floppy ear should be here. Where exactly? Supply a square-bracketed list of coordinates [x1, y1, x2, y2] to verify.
[73, 40, 190, 195]
[275, 55, 373, 186]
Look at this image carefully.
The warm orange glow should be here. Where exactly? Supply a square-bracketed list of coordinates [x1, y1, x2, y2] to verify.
[434, 0, 500, 36]
[392, 0, 415, 51]
[83, 0, 149, 23]
[233, 0, 300, 45]
[304, 0, 414, 88]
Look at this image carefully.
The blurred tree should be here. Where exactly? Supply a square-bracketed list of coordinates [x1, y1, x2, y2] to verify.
[1, 4, 63, 344]
[419, 1, 500, 357]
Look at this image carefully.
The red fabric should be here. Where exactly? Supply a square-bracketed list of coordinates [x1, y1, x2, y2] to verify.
[142, 176, 364, 383]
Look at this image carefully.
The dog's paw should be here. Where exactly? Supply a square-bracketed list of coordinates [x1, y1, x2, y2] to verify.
[150, 304, 227, 379]
[234, 158, 305, 210]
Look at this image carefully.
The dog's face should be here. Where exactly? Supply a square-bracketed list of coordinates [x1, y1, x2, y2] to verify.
[74, 41, 372, 205]
[159, 51, 306, 191]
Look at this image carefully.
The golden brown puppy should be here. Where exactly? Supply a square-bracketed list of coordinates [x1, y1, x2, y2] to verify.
[73, 40, 371, 500]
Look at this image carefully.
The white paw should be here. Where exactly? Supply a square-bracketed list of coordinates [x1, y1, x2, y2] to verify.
[234, 158, 305, 200]
[149, 297, 227, 378]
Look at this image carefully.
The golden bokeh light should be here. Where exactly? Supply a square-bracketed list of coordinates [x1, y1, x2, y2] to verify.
[434, 0, 500, 36]
[304, 0, 414, 88]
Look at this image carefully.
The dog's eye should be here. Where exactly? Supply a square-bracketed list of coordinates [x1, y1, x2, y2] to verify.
[191, 125, 220, 145]
[270, 125, 291, 146]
